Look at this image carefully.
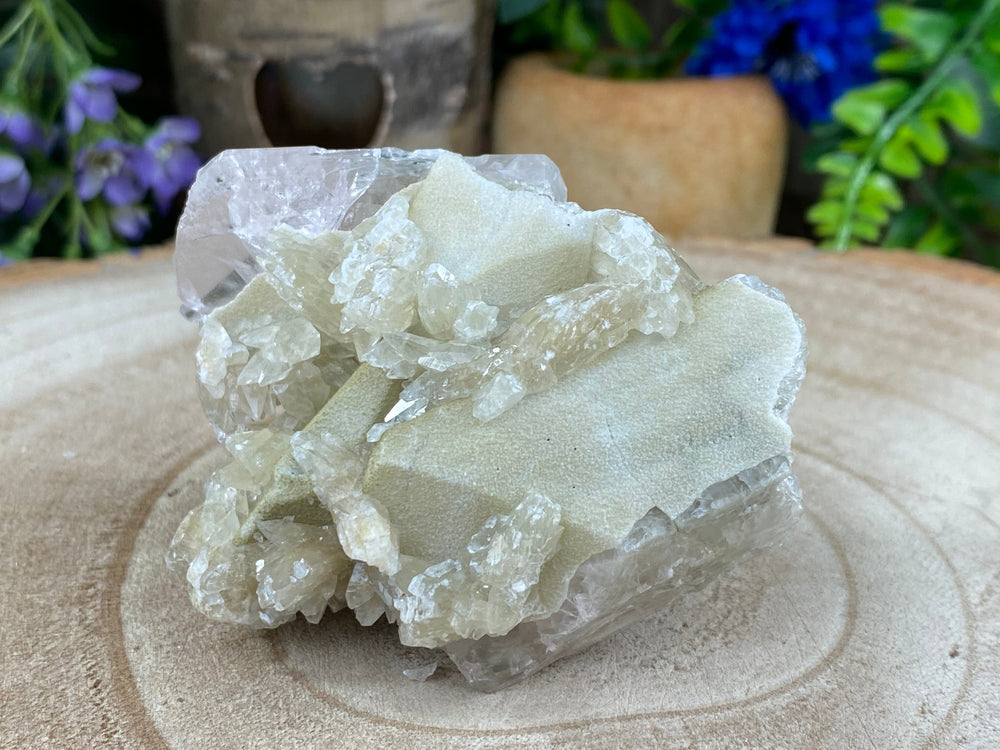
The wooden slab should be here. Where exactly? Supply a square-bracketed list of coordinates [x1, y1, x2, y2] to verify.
[1, 240, 998, 749]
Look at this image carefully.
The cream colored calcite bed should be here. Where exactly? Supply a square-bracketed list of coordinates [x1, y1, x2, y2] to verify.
[167, 147, 806, 690]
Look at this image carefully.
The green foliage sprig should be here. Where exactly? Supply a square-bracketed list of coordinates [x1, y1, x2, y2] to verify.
[498, 0, 726, 78]
[810, 0, 1000, 264]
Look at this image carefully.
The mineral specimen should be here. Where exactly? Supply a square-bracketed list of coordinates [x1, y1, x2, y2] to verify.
[168, 147, 807, 691]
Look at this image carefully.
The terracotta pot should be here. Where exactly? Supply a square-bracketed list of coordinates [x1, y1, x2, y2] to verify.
[492, 54, 788, 239]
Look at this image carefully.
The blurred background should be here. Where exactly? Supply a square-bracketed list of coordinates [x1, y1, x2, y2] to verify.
[0, 0, 997, 266]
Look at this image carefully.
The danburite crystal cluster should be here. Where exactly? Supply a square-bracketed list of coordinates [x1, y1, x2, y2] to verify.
[167, 147, 807, 691]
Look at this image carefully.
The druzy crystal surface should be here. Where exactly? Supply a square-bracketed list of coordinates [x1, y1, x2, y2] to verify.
[168, 147, 807, 691]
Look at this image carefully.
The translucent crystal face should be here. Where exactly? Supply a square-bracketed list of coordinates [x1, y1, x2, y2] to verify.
[169, 147, 807, 691]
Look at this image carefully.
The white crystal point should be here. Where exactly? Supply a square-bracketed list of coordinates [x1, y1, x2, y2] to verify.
[169, 146, 807, 690]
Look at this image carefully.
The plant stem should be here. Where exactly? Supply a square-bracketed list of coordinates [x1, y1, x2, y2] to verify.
[30, 0, 84, 67]
[118, 110, 147, 141]
[29, 180, 69, 232]
[2, 15, 39, 94]
[0, 2, 34, 50]
[833, 0, 1000, 251]
[65, 196, 83, 258]
[51, 0, 114, 56]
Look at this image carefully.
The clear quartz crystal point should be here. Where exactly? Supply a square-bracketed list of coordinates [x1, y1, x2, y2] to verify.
[168, 147, 807, 692]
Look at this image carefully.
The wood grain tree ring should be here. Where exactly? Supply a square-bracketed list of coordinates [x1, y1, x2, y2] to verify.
[1, 240, 998, 748]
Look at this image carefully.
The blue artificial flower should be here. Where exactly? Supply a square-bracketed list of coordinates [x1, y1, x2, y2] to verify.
[0, 152, 30, 215]
[65, 67, 141, 135]
[136, 117, 202, 214]
[687, 0, 880, 127]
[0, 106, 47, 152]
[109, 204, 151, 242]
[75, 139, 147, 206]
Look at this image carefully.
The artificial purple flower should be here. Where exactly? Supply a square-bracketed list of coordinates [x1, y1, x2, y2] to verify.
[0, 152, 30, 215]
[138, 117, 201, 214]
[65, 67, 141, 135]
[75, 139, 147, 206]
[0, 107, 47, 152]
[109, 204, 151, 241]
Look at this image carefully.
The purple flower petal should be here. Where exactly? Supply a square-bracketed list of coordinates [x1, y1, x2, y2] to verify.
[103, 172, 144, 206]
[69, 80, 91, 110]
[22, 177, 55, 218]
[65, 99, 85, 134]
[65, 68, 142, 133]
[163, 146, 202, 184]
[110, 205, 150, 241]
[0, 155, 30, 213]
[81, 85, 119, 122]
[76, 166, 104, 201]
[83, 67, 141, 92]
[74, 139, 150, 206]
[5, 112, 47, 151]
[133, 147, 157, 186]
[142, 121, 202, 214]
[0, 153, 24, 181]
[151, 180, 175, 215]
[155, 116, 201, 143]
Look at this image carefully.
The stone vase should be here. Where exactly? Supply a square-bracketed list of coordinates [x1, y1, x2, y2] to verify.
[492, 54, 788, 239]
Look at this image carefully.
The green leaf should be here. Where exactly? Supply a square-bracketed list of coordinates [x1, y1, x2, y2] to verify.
[606, 0, 652, 51]
[806, 201, 844, 225]
[971, 42, 1000, 108]
[653, 18, 703, 75]
[899, 116, 949, 164]
[879, 134, 923, 178]
[882, 206, 931, 248]
[861, 172, 904, 211]
[880, 4, 958, 63]
[964, 167, 1000, 209]
[925, 78, 983, 137]
[816, 152, 858, 177]
[851, 219, 883, 243]
[516, 0, 562, 40]
[561, 2, 598, 60]
[832, 97, 887, 136]
[822, 177, 850, 200]
[915, 220, 960, 255]
[984, 11, 1000, 54]
[856, 198, 891, 225]
[497, 0, 554, 24]
[671, 0, 729, 11]
[840, 136, 874, 155]
[849, 78, 913, 106]
[875, 48, 926, 74]
[831, 79, 911, 135]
